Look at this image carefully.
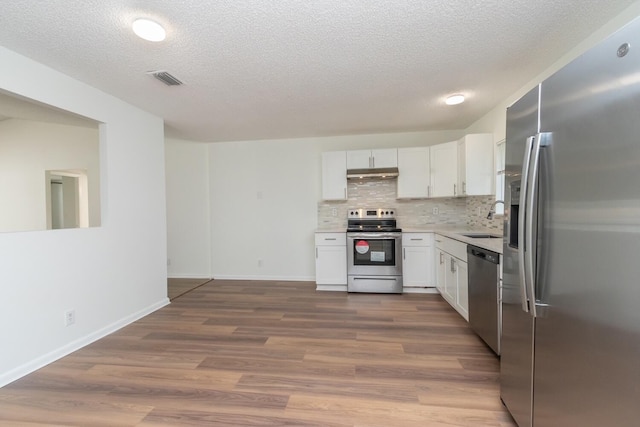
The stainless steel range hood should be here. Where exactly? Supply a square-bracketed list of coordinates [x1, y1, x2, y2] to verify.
[346, 167, 399, 179]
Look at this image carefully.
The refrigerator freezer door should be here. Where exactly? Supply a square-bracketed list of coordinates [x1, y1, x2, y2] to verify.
[534, 18, 640, 427]
[500, 85, 539, 427]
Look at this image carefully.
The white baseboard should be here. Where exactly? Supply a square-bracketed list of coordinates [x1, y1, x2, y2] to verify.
[316, 284, 348, 292]
[212, 275, 315, 282]
[316, 286, 438, 294]
[402, 287, 439, 294]
[0, 298, 170, 388]
[167, 274, 212, 279]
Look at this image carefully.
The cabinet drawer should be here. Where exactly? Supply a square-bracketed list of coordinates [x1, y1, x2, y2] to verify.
[435, 235, 467, 262]
[402, 232, 434, 247]
[315, 233, 346, 246]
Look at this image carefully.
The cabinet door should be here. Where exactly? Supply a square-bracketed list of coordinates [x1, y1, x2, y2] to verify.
[397, 147, 430, 198]
[457, 139, 467, 196]
[430, 141, 458, 197]
[436, 249, 446, 295]
[444, 254, 458, 304]
[458, 133, 494, 196]
[315, 245, 347, 285]
[346, 150, 372, 169]
[371, 148, 398, 168]
[456, 260, 469, 321]
[322, 151, 347, 200]
[402, 245, 434, 287]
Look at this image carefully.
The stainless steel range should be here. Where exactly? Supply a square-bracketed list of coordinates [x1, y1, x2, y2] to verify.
[346, 208, 402, 293]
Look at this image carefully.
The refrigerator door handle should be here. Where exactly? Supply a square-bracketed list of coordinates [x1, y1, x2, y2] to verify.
[535, 302, 551, 317]
[518, 135, 535, 313]
[524, 134, 539, 317]
[526, 132, 550, 318]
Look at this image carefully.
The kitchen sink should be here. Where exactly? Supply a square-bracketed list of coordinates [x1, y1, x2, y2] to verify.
[461, 233, 502, 239]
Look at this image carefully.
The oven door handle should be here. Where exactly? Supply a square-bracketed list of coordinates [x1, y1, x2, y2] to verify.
[348, 232, 401, 239]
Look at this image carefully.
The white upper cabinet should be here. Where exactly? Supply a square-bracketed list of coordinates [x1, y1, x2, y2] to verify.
[346, 150, 371, 169]
[321, 151, 347, 200]
[347, 148, 397, 169]
[457, 133, 494, 196]
[397, 147, 430, 198]
[430, 141, 458, 197]
[371, 148, 398, 168]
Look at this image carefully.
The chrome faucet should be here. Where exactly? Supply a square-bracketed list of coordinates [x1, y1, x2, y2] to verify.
[487, 200, 504, 220]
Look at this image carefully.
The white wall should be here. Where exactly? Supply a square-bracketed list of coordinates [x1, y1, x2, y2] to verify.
[0, 47, 168, 386]
[207, 130, 463, 280]
[165, 138, 211, 278]
[0, 119, 100, 232]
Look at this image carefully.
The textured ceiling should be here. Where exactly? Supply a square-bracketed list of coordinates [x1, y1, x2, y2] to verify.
[0, 0, 636, 142]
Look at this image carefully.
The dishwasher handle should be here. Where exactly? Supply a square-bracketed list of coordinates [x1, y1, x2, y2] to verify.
[467, 245, 499, 264]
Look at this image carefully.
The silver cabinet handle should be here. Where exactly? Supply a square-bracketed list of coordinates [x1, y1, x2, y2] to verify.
[315, 247, 318, 259]
[450, 258, 455, 273]
[453, 184, 457, 196]
[372, 156, 375, 168]
[324, 238, 337, 241]
[344, 188, 347, 199]
[369, 156, 373, 168]
[410, 238, 423, 241]
[427, 185, 431, 197]
[439, 252, 444, 264]
[463, 181, 466, 194]
[403, 248, 406, 260]
[353, 277, 397, 281]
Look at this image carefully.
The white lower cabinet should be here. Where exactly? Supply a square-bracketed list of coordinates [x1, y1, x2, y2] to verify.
[315, 232, 347, 287]
[402, 233, 435, 290]
[435, 235, 469, 320]
[456, 258, 469, 320]
[436, 247, 446, 295]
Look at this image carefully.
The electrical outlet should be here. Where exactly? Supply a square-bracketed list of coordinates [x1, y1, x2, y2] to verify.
[432, 207, 439, 215]
[64, 309, 75, 326]
[477, 207, 482, 216]
[331, 208, 337, 217]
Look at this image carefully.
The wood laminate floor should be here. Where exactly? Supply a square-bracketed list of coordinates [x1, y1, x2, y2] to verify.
[167, 278, 212, 300]
[0, 281, 516, 426]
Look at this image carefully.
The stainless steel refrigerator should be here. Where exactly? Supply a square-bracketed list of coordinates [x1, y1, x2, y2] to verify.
[501, 17, 640, 427]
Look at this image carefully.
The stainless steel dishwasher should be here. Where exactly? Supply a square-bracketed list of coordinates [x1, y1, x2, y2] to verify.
[467, 245, 500, 355]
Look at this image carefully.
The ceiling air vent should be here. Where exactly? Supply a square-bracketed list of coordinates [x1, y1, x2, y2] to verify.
[147, 70, 183, 86]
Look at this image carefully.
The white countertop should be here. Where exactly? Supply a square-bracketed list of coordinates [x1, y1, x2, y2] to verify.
[403, 225, 503, 254]
[316, 225, 503, 254]
[315, 228, 345, 233]
[435, 230, 502, 254]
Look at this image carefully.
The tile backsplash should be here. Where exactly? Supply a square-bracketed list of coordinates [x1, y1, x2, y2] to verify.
[318, 179, 502, 231]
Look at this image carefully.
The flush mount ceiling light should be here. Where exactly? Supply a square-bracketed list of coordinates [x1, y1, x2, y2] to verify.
[132, 18, 166, 42]
[445, 94, 465, 105]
